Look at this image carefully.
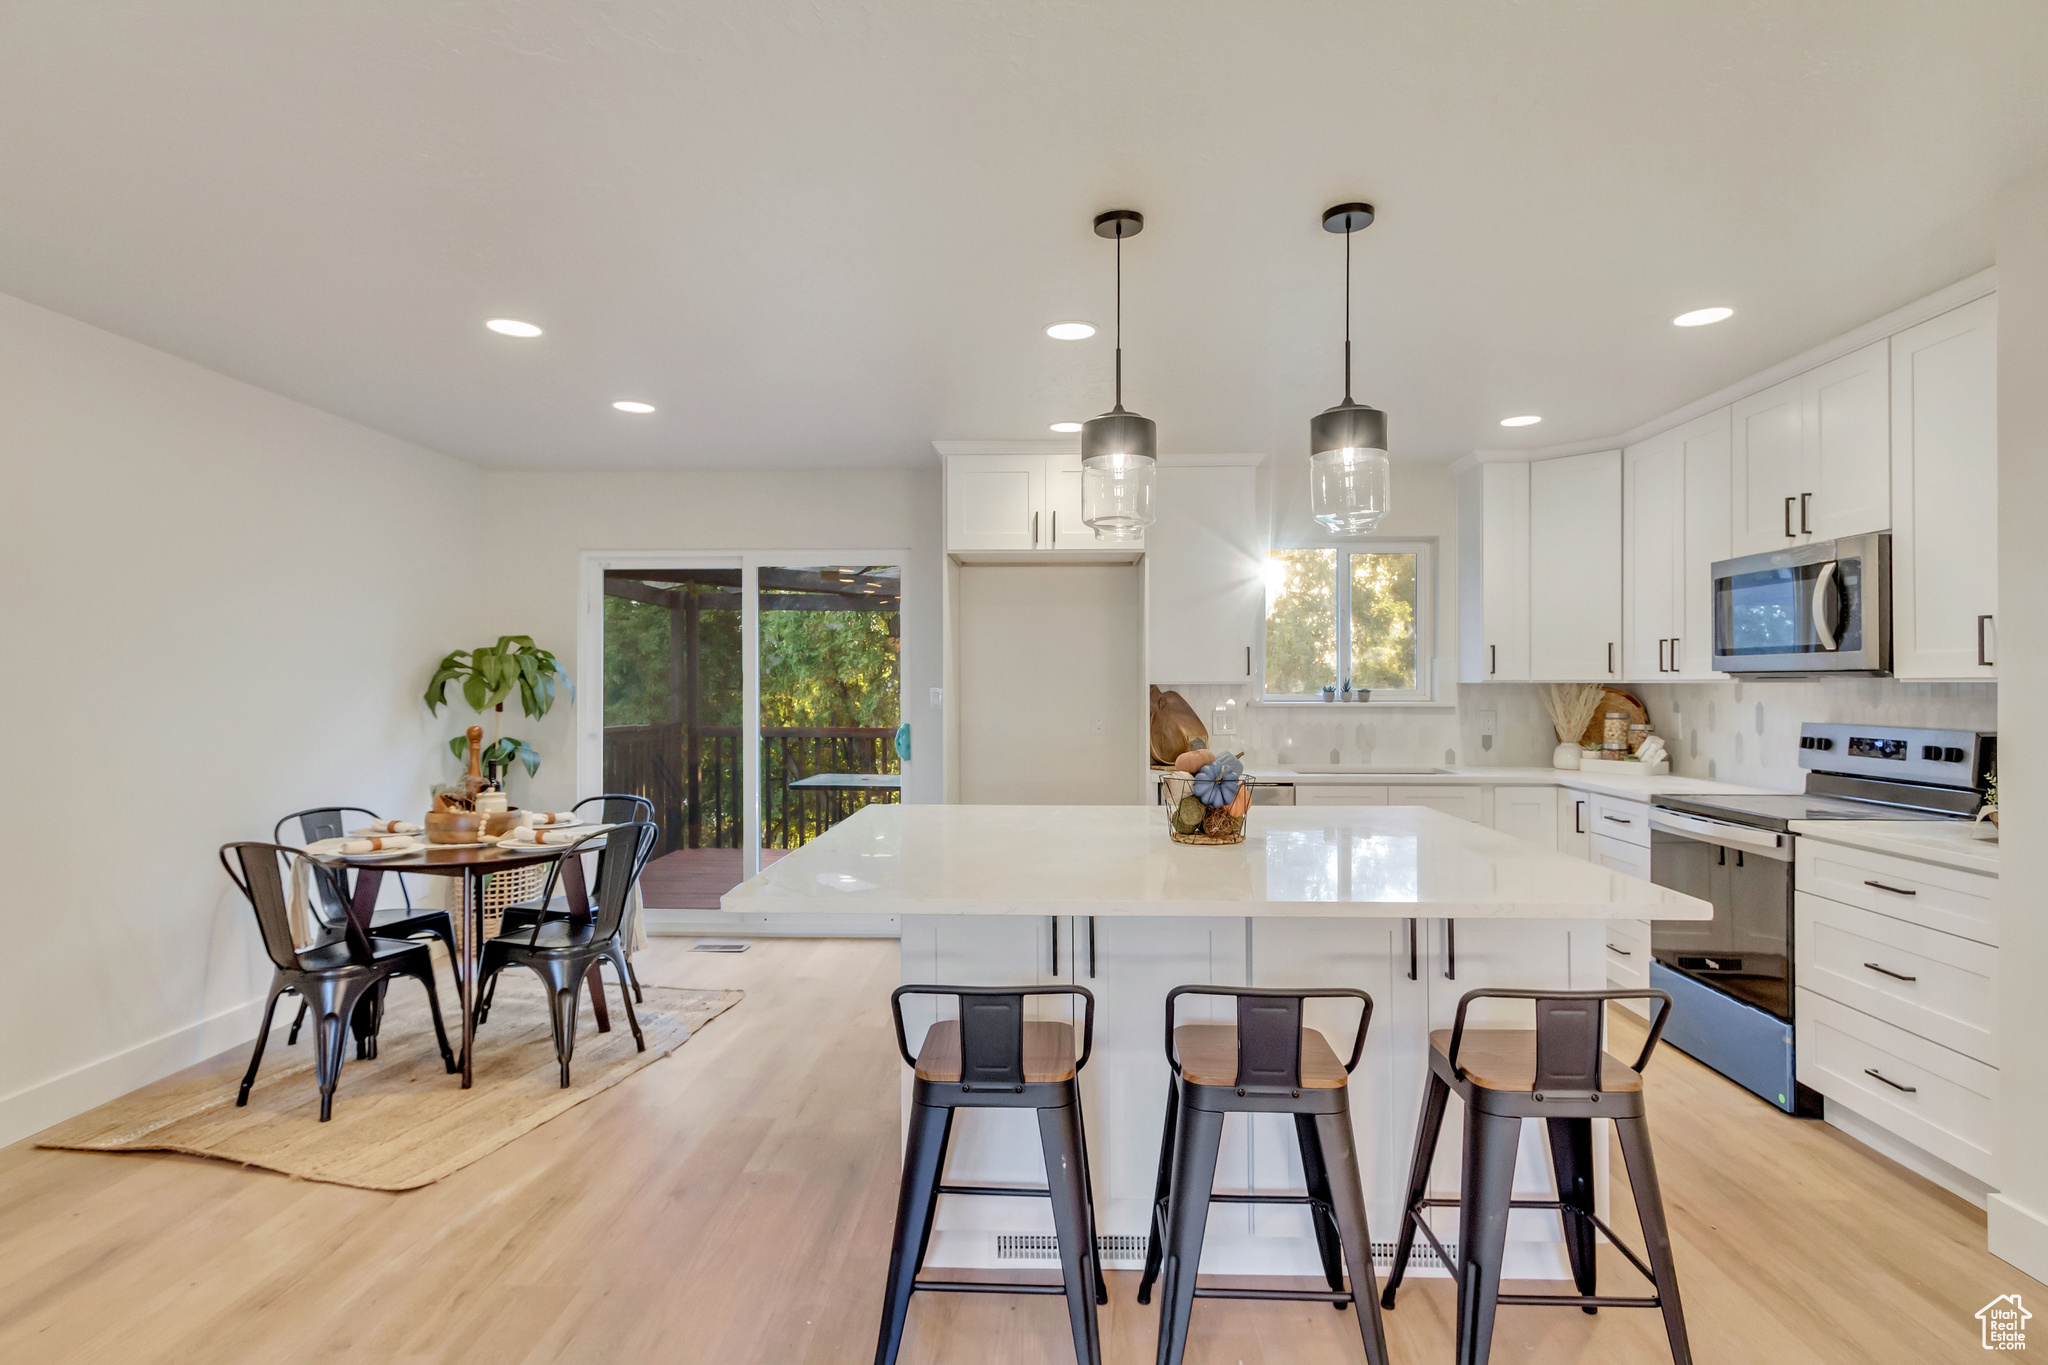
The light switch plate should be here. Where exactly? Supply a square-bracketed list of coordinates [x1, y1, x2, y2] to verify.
[929, 687, 944, 709]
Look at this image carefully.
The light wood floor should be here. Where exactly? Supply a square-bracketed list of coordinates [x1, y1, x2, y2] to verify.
[0, 937, 2031, 1363]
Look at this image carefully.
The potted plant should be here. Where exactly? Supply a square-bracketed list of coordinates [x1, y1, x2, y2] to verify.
[424, 635, 572, 777]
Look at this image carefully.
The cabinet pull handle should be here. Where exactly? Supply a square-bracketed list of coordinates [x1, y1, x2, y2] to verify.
[1670, 636, 1679, 672]
[1443, 919, 1455, 980]
[1800, 492, 1812, 535]
[1603, 814, 1633, 825]
[1979, 615, 1995, 667]
[1489, 644, 1497, 676]
[1863, 879, 1917, 896]
[1050, 915, 1058, 975]
[1247, 645, 1253, 677]
[1087, 916, 1096, 979]
[1784, 496, 1796, 538]
[1607, 943, 1633, 956]
[1032, 511, 1040, 548]
[1051, 510, 1057, 545]
[1864, 1068, 1917, 1094]
[1608, 642, 1615, 674]
[1406, 917, 1418, 981]
[1575, 800, 1586, 834]
[1657, 638, 1668, 673]
[1862, 961, 1917, 982]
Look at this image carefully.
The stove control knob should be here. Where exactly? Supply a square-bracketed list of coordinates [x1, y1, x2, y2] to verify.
[1944, 746, 1967, 763]
[1813, 737, 1834, 751]
[1800, 737, 1814, 749]
[1923, 745, 1943, 760]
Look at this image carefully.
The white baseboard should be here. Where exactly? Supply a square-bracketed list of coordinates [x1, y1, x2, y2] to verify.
[0, 995, 279, 1149]
[1990, 1194, 2048, 1282]
[644, 908, 901, 939]
[1824, 1099, 1993, 1209]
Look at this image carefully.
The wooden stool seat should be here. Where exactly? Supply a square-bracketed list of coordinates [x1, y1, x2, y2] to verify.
[914, 1019, 1079, 1083]
[1427, 1029, 1643, 1093]
[1173, 1023, 1348, 1089]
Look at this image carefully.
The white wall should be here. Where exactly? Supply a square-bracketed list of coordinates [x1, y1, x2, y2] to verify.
[0, 292, 484, 1145]
[1991, 164, 2048, 1278]
[479, 470, 944, 810]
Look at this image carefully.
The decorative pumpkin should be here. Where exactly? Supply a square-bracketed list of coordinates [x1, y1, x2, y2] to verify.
[1226, 783, 1252, 817]
[1172, 796, 1208, 835]
[1174, 748, 1217, 774]
[1192, 761, 1240, 809]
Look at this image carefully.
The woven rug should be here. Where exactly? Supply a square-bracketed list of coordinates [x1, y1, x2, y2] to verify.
[35, 974, 741, 1191]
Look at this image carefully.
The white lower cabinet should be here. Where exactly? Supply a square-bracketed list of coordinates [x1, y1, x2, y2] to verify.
[1398, 784, 1488, 824]
[1797, 989, 1996, 1183]
[1297, 784, 1391, 807]
[1590, 831, 1650, 880]
[1491, 785, 1558, 850]
[1557, 791, 1591, 859]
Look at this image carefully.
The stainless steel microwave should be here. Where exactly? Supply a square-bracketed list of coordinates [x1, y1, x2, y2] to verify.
[1710, 532, 1891, 677]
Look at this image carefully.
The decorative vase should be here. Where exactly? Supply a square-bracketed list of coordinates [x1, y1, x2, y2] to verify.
[1552, 741, 1582, 770]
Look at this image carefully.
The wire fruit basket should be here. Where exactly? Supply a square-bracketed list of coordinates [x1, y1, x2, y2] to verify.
[1161, 771, 1257, 846]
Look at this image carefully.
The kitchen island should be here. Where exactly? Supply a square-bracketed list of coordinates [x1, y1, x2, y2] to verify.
[723, 804, 1711, 1282]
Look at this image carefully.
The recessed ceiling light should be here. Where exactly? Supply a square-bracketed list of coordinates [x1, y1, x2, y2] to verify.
[1050, 422, 1083, 433]
[1673, 306, 1734, 327]
[1500, 415, 1542, 427]
[613, 400, 656, 414]
[1045, 322, 1096, 340]
[485, 318, 543, 338]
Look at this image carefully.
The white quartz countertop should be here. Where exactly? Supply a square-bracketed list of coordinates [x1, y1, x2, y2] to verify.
[1147, 764, 1775, 802]
[722, 805, 1712, 920]
[1788, 818, 2001, 876]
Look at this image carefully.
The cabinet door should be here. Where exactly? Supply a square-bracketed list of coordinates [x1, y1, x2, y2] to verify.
[1398, 784, 1487, 824]
[1146, 464, 1261, 683]
[1557, 791, 1590, 860]
[1492, 785, 1559, 850]
[1622, 431, 1684, 680]
[1806, 339, 1891, 541]
[1459, 462, 1530, 681]
[946, 455, 1044, 551]
[1296, 784, 1391, 807]
[1890, 296, 1998, 679]
[1528, 451, 1621, 681]
[1731, 374, 1805, 557]
[1677, 409, 1732, 676]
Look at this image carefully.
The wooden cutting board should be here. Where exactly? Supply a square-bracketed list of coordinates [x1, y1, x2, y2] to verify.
[1578, 688, 1650, 748]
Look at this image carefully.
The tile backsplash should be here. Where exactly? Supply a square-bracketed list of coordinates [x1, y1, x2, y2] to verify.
[1155, 678, 1996, 788]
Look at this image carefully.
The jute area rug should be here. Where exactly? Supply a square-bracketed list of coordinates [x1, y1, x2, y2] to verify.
[36, 972, 741, 1192]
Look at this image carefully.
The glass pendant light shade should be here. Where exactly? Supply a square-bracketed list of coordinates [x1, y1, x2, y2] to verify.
[1081, 208, 1158, 541]
[1310, 202, 1392, 535]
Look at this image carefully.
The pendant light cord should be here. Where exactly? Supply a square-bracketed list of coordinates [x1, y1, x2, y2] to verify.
[1343, 222, 1353, 405]
[1114, 228, 1125, 412]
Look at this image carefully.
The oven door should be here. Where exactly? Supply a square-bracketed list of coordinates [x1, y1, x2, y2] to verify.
[1711, 533, 1889, 675]
[1649, 812, 1793, 1021]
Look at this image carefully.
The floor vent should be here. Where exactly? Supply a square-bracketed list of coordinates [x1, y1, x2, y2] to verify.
[995, 1234, 1148, 1263]
[1372, 1239, 1454, 1269]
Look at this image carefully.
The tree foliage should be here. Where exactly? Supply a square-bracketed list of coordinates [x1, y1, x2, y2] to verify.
[1264, 549, 1417, 694]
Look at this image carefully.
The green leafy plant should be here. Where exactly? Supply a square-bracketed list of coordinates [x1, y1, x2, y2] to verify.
[424, 635, 571, 777]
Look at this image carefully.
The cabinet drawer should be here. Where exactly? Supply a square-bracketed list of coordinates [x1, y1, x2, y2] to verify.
[1796, 840, 1998, 945]
[1606, 942, 1649, 991]
[1585, 794, 1651, 847]
[1796, 989, 1995, 1182]
[1794, 892, 1996, 1065]
[1395, 784, 1487, 824]
[1605, 917, 1650, 956]
[1591, 832, 1651, 880]
[1296, 785, 1390, 808]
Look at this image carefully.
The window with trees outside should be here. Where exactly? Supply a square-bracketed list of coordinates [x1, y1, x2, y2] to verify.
[1263, 542, 1433, 701]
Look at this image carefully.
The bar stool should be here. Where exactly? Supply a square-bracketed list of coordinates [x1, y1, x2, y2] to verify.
[1381, 988, 1691, 1365]
[1136, 986, 1389, 1365]
[873, 984, 1107, 1365]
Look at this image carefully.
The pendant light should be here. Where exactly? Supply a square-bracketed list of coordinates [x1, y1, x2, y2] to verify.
[1309, 202, 1391, 534]
[1080, 209, 1157, 540]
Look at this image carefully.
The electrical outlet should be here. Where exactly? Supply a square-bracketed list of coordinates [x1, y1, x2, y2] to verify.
[1479, 708, 1497, 738]
[929, 687, 943, 709]
[1092, 717, 1106, 735]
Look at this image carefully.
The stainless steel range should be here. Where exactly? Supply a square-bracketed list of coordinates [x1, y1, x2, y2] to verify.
[1646, 722, 1993, 1114]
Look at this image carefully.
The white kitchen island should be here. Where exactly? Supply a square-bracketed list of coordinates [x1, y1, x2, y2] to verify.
[723, 804, 1711, 1283]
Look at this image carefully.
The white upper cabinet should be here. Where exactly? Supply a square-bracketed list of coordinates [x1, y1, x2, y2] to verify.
[944, 452, 1143, 554]
[1528, 450, 1622, 681]
[1891, 295, 1998, 679]
[1731, 339, 1890, 556]
[1147, 462, 1264, 684]
[1457, 462, 1530, 682]
[1623, 409, 1729, 681]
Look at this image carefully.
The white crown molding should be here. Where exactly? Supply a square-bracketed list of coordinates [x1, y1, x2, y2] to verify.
[933, 439, 1077, 457]
[1451, 266, 1998, 475]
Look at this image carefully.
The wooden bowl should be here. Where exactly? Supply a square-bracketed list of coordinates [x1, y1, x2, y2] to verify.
[425, 810, 483, 845]
[482, 809, 523, 838]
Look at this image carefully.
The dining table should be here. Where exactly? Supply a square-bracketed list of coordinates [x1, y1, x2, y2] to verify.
[328, 841, 607, 1087]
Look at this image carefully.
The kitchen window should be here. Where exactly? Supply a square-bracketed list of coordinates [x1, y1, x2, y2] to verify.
[1263, 541, 1433, 701]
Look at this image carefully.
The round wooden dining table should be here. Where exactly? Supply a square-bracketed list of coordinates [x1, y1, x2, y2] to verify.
[326, 842, 587, 1088]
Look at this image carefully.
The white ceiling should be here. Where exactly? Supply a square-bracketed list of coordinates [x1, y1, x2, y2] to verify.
[2, 2, 2045, 471]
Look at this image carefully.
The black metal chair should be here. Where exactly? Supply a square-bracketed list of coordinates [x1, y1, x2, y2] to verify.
[1381, 988, 1690, 1365]
[471, 821, 658, 1087]
[1136, 986, 1388, 1365]
[220, 842, 457, 1121]
[273, 806, 457, 1054]
[874, 985, 1107, 1365]
[490, 793, 656, 1002]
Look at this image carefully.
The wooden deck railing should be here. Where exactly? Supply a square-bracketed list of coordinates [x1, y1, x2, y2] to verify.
[602, 723, 898, 854]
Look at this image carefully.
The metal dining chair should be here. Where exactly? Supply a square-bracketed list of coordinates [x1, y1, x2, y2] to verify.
[471, 821, 659, 1087]
[486, 793, 658, 1009]
[273, 806, 457, 1053]
[221, 842, 458, 1121]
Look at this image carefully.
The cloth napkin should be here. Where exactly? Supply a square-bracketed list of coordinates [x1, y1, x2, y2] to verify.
[350, 819, 423, 835]
[304, 834, 419, 855]
[521, 812, 580, 828]
[495, 823, 611, 847]
[1635, 736, 1668, 767]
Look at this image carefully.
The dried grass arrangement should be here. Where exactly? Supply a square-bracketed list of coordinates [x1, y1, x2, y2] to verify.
[1540, 684, 1607, 745]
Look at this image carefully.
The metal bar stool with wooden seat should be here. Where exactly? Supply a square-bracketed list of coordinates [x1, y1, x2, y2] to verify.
[1135, 986, 1389, 1365]
[1381, 988, 1690, 1365]
[874, 985, 1107, 1365]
